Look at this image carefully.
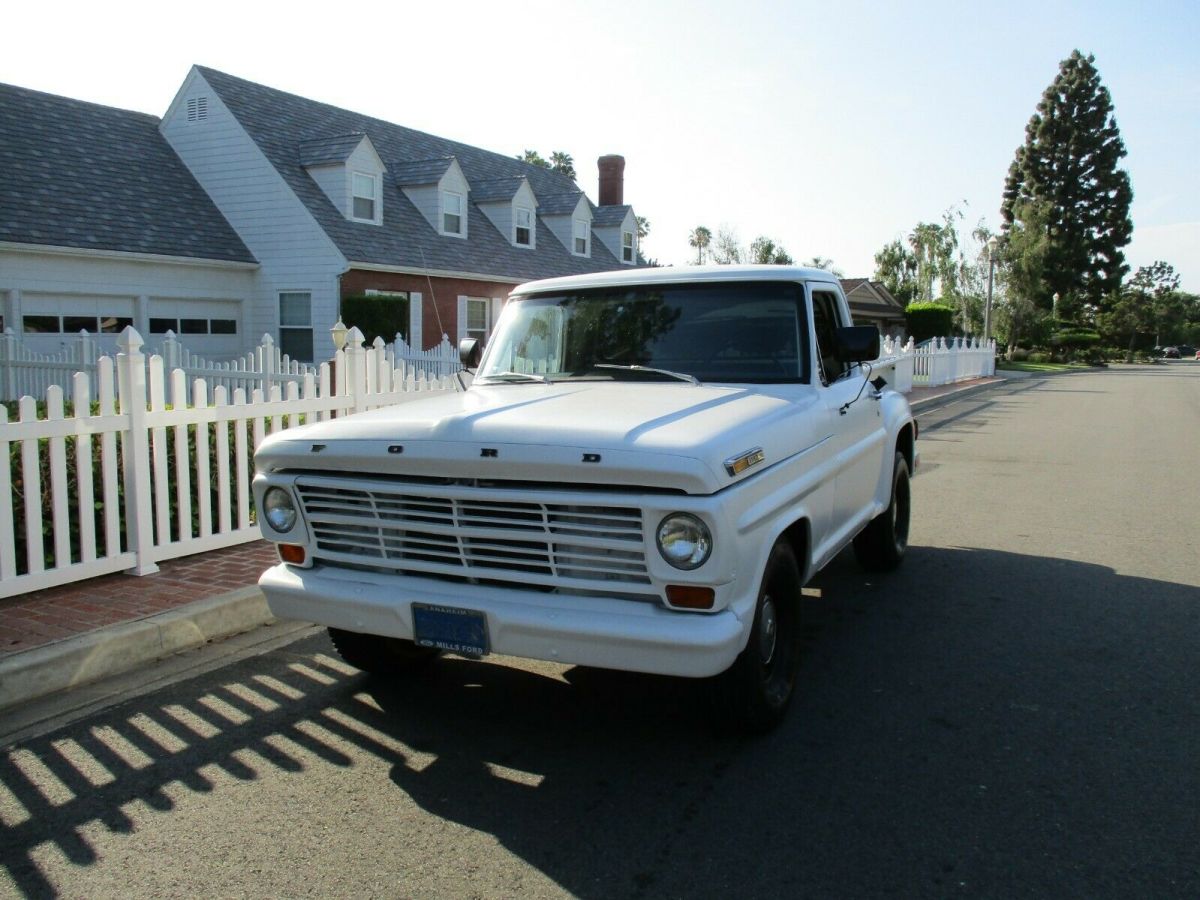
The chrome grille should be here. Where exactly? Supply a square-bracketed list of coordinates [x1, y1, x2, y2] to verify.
[296, 479, 650, 586]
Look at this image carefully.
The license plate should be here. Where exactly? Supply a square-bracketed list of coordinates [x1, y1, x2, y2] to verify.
[411, 603, 490, 656]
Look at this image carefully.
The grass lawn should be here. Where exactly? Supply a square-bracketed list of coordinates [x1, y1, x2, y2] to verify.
[996, 361, 1093, 373]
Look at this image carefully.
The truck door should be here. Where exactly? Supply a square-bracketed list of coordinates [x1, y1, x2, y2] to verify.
[810, 286, 886, 542]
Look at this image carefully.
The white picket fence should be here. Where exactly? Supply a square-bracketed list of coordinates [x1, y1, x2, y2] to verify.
[0, 327, 461, 403]
[0, 326, 458, 599]
[877, 335, 996, 393]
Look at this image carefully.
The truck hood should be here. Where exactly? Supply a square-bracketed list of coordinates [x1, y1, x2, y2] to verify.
[255, 382, 827, 495]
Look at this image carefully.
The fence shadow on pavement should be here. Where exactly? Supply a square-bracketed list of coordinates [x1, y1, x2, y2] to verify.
[2, 545, 1198, 897]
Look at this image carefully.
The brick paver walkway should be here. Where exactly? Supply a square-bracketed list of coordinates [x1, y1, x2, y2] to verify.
[0, 542, 278, 658]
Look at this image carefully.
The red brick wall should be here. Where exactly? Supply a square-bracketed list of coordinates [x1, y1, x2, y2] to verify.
[340, 270, 518, 349]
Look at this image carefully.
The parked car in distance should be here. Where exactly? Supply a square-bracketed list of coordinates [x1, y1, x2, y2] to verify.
[1162, 346, 1181, 359]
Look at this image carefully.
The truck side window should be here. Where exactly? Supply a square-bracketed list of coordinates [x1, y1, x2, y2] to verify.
[811, 290, 847, 385]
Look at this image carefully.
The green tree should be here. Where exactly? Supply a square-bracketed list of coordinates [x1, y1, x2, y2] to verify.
[710, 225, 742, 264]
[997, 199, 1054, 354]
[688, 226, 712, 264]
[1099, 261, 1182, 359]
[749, 236, 793, 265]
[517, 149, 576, 180]
[873, 238, 919, 306]
[549, 151, 576, 180]
[1001, 50, 1134, 318]
[519, 149, 549, 168]
[805, 256, 844, 277]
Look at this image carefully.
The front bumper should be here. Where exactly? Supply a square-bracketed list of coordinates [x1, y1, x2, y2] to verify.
[259, 563, 748, 678]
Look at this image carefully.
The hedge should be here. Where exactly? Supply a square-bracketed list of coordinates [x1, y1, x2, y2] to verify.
[340, 294, 409, 345]
[904, 303, 955, 343]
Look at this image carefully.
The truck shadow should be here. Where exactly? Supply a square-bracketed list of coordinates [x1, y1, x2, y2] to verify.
[2, 546, 1198, 896]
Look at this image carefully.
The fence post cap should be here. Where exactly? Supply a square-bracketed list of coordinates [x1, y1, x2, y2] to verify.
[346, 326, 365, 347]
[261, 333, 274, 347]
[117, 325, 145, 352]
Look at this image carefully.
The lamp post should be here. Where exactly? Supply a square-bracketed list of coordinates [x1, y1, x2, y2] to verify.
[984, 236, 999, 344]
[329, 320, 348, 402]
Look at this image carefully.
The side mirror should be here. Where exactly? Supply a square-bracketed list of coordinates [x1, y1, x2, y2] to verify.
[835, 325, 880, 364]
[458, 338, 482, 368]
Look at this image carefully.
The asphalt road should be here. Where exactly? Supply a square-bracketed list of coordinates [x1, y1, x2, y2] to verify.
[2, 363, 1198, 899]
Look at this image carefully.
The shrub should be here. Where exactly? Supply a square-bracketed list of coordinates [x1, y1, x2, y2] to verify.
[904, 303, 955, 344]
[341, 294, 409, 345]
[1009, 348, 1031, 362]
[1028, 351, 1052, 363]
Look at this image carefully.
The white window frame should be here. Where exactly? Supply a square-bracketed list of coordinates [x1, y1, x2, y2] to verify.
[351, 172, 378, 223]
[278, 291, 314, 363]
[573, 218, 590, 256]
[514, 206, 534, 248]
[622, 230, 635, 263]
[465, 297, 490, 342]
[443, 191, 465, 236]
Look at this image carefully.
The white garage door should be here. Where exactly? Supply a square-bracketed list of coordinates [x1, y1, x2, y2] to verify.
[147, 299, 243, 359]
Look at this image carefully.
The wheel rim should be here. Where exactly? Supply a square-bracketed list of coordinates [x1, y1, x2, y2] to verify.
[758, 594, 778, 667]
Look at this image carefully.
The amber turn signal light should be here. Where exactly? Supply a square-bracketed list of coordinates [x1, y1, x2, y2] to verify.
[666, 585, 715, 610]
[278, 544, 306, 564]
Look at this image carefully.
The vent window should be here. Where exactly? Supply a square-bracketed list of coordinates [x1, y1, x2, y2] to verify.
[186, 96, 209, 122]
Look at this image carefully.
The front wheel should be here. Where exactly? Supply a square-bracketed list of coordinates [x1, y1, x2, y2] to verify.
[712, 541, 803, 734]
[328, 627, 441, 675]
[853, 450, 911, 572]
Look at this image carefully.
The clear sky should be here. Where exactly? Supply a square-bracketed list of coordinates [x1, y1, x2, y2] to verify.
[5, 0, 1197, 291]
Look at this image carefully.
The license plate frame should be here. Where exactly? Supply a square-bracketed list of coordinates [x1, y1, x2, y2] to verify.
[411, 603, 490, 656]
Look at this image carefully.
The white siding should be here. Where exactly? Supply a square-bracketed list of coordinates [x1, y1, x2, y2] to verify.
[306, 163, 345, 215]
[0, 247, 255, 356]
[160, 68, 348, 357]
[594, 208, 637, 264]
[402, 183, 441, 232]
[542, 195, 592, 256]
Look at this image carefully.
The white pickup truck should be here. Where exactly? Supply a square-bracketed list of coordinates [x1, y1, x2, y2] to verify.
[254, 265, 916, 731]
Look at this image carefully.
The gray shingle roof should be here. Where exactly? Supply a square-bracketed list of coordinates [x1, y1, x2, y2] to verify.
[0, 82, 255, 263]
[298, 133, 366, 167]
[536, 192, 586, 216]
[470, 176, 525, 203]
[195, 66, 632, 279]
[389, 157, 454, 186]
[592, 204, 632, 227]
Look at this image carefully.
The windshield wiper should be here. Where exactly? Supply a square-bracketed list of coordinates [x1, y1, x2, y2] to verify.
[592, 364, 700, 385]
[478, 371, 550, 384]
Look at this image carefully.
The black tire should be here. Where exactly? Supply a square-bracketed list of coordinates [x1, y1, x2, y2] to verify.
[713, 541, 803, 734]
[853, 450, 911, 572]
[328, 627, 441, 675]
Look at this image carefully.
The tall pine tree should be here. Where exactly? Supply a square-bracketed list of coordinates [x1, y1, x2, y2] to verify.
[1000, 51, 1133, 319]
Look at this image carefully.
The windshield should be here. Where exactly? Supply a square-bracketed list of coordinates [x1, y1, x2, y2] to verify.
[476, 282, 810, 384]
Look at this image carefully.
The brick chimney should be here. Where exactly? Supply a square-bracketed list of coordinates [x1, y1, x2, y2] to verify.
[597, 155, 625, 206]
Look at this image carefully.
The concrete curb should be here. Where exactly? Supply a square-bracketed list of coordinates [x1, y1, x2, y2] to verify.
[0, 587, 273, 712]
[909, 377, 1011, 412]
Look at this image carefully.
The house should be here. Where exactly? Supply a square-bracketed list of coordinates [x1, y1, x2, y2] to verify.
[840, 279, 907, 339]
[1, 67, 642, 362]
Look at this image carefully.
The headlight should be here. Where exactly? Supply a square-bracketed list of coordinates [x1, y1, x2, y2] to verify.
[263, 487, 297, 533]
[656, 513, 712, 570]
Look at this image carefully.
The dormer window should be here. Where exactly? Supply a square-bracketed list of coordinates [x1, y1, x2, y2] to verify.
[515, 207, 533, 247]
[352, 172, 377, 222]
[443, 191, 464, 235]
[574, 219, 590, 256]
[623, 230, 635, 263]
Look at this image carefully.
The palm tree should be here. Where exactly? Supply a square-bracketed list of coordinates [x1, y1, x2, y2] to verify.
[689, 226, 712, 264]
[549, 151, 576, 180]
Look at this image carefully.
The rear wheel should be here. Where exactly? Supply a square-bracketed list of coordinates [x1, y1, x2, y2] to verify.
[853, 450, 911, 571]
[328, 627, 441, 675]
[713, 541, 803, 734]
